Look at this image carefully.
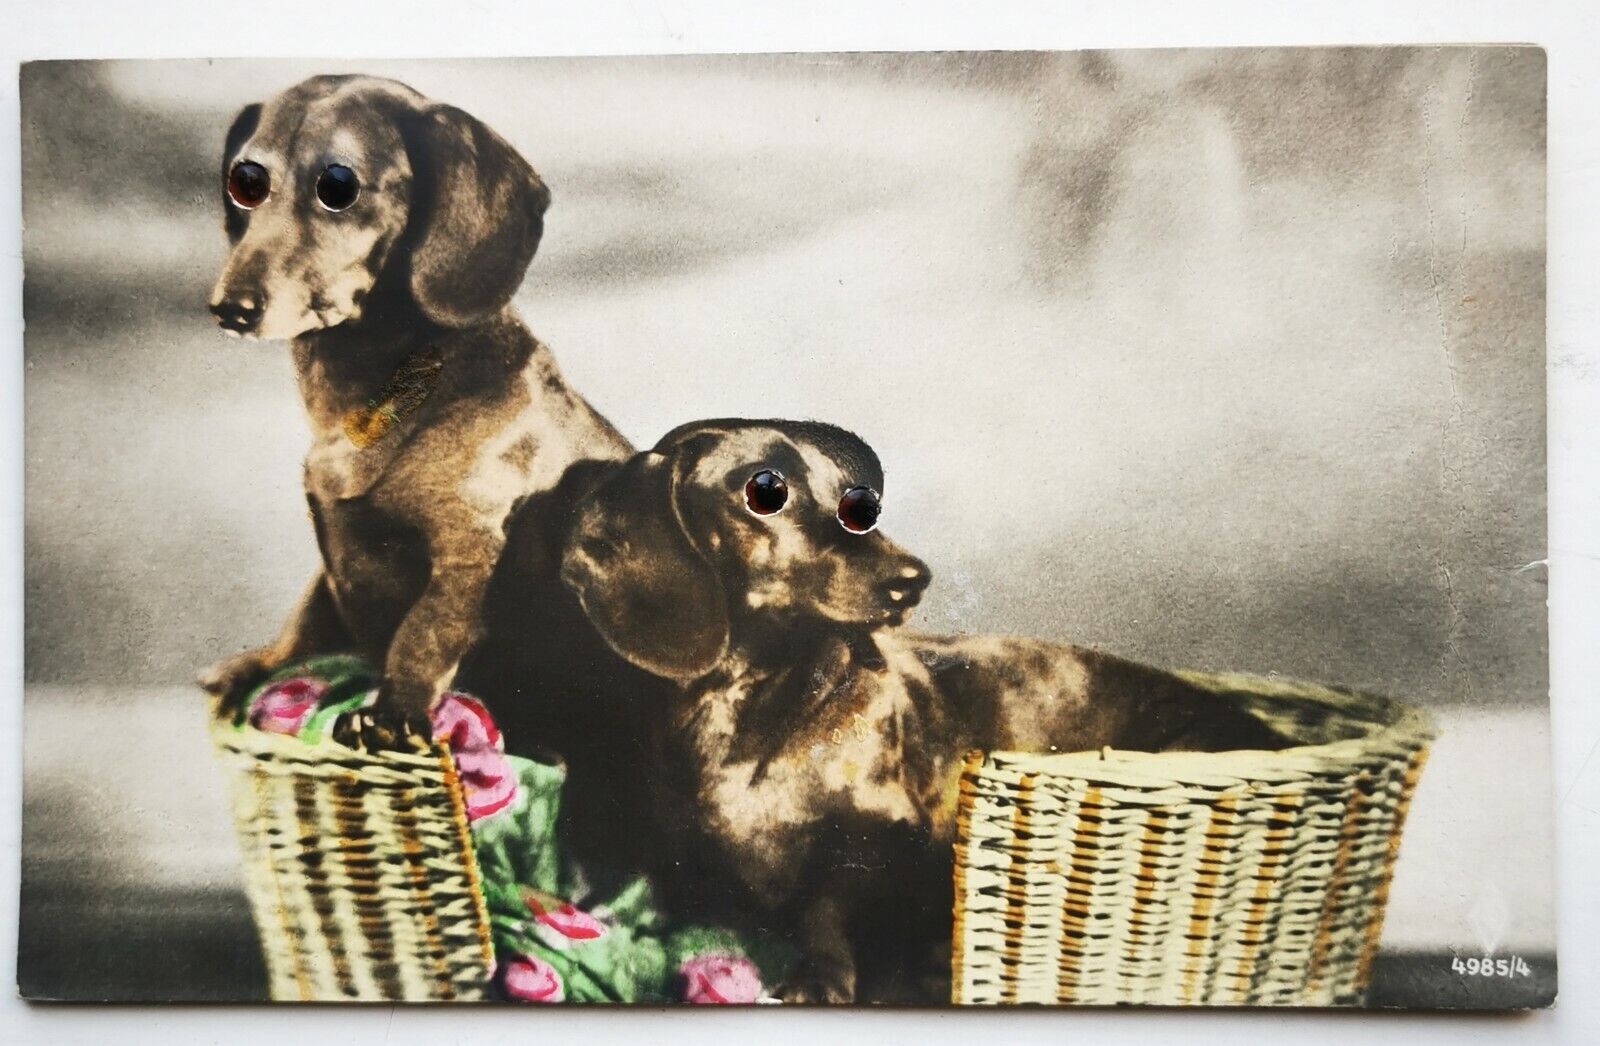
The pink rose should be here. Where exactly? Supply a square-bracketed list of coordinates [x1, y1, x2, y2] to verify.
[248, 678, 326, 736]
[501, 954, 564, 1003]
[679, 953, 764, 1005]
[431, 693, 518, 820]
[523, 890, 607, 950]
[432, 691, 502, 750]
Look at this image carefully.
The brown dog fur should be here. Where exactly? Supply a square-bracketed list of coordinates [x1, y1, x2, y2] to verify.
[559, 420, 1287, 1003]
[200, 75, 630, 740]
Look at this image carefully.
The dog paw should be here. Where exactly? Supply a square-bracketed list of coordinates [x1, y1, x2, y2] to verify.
[329, 698, 432, 754]
[198, 648, 275, 721]
[778, 963, 857, 1005]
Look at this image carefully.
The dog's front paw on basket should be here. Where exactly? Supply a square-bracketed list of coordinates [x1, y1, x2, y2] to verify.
[330, 698, 433, 754]
[198, 648, 277, 722]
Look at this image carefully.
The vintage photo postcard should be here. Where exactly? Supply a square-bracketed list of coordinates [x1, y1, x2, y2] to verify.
[19, 48, 1551, 1008]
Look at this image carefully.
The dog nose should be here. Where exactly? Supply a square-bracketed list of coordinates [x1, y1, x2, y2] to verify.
[880, 559, 931, 609]
[210, 295, 264, 334]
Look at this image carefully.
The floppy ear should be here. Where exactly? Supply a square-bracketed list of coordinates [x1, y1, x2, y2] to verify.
[561, 451, 729, 682]
[221, 103, 262, 243]
[401, 104, 551, 328]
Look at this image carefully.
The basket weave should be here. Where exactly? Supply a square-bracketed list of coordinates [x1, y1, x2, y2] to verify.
[951, 673, 1433, 1007]
[213, 724, 495, 1001]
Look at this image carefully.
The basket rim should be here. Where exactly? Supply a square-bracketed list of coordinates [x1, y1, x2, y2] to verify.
[210, 717, 453, 771]
[976, 671, 1435, 786]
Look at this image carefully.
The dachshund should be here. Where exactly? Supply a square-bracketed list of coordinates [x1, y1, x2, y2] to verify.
[199, 75, 631, 746]
[558, 419, 1288, 1003]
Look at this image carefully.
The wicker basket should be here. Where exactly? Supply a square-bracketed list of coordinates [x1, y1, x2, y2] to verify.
[212, 723, 495, 1001]
[214, 669, 1431, 1006]
[951, 673, 1434, 1007]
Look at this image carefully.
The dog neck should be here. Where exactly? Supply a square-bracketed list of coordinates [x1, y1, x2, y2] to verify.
[716, 614, 860, 679]
[290, 304, 528, 436]
[688, 620, 883, 730]
[670, 623, 903, 794]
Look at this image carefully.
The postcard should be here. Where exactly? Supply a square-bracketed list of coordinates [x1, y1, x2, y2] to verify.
[19, 47, 1552, 1008]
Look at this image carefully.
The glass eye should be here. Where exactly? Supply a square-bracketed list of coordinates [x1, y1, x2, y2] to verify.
[837, 486, 882, 534]
[316, 164, 360, 211]
[744, 470, 788, 515]
[226, 160, 270, 209]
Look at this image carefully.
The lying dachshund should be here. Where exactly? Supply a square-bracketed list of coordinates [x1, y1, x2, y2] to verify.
[559, 419, 1287, 1003]
[200, 75, 630, 744]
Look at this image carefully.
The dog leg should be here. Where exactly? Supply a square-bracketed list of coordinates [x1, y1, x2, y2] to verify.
[779, 891, 859, 1004]
[199, 570, 348, 722]
[342, 537, 502, 750]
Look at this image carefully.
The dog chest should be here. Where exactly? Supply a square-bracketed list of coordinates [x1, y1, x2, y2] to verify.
[680, 673, 928, 895]
[307, 493, 429, 643]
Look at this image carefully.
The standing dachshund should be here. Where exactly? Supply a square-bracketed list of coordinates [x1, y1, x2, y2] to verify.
[200, 75, 630, 744]
[559, 419, 1287, 1003]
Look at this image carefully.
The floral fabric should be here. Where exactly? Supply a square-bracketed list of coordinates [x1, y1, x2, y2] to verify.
[238, 655, 790, 1004]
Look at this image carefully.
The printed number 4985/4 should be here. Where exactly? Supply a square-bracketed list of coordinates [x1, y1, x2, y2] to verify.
[1452, 955, 1531, 978]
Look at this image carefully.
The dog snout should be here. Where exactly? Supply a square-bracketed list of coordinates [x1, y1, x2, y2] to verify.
[209, 292, 265, 335]
[879, 557, 931, 612]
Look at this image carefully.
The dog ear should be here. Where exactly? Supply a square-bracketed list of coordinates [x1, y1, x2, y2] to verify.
[401, 104, 551, 328]
[221, 103, 262, 243]
[561, 449, 729, 682]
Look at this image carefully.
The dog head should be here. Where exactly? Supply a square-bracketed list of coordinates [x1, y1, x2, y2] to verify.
[560, 420, 932, 682]
[209, 75, 550, 340]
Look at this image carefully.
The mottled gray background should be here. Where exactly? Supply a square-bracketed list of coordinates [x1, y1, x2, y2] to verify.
[20, 49, 1551, 1003]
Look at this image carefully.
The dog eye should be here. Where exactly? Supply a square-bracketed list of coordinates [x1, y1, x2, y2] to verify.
[744, 470, 788, 515]
[837, 486, 881, 534]
[226, 160, 270, 209]
[316, 164, 361, 211]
